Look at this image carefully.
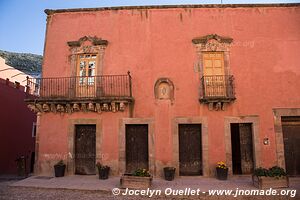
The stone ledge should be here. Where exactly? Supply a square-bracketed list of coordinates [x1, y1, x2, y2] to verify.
[45, 3, 300, 15]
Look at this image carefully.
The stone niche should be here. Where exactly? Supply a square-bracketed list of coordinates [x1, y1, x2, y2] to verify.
[154, 78, 174, 101]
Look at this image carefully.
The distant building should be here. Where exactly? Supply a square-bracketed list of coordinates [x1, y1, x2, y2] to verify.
[0, 57, 35, 89]
[0, 77, 36, 175]
[27, 4, 300, 177]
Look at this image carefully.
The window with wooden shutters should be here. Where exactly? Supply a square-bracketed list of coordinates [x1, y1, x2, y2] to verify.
[202, 52, 226, 97]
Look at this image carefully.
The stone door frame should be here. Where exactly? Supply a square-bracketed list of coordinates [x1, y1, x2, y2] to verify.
[224, 116, 260, 175]
[273, 108, 300, 170]
[172, 117, 209, 177]
[67, 119, 102, 175]
[119, 118, 155, 176]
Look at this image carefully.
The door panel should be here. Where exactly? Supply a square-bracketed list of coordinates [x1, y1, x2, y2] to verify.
[75, 125, 96, 175]
[179, 124, 202, 176]
[231, 123, 254, 175]
[126, 124, 149, 173]
[282, 117, 300, 176]
[239, 123, 254, 174]
[231, 124, 242, 174]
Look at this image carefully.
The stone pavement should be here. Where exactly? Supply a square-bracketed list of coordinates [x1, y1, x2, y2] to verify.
[10, 175, 258, 192]
[8, 175, 300, 198]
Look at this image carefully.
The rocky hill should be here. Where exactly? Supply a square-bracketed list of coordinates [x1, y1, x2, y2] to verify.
[0, 50, 42, 76]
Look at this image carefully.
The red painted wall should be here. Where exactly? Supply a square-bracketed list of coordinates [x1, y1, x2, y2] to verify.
[39, 5, 300, 175]
[0, 79, 36, 175]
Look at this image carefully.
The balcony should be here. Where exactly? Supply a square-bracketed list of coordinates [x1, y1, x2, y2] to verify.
[199, 75, 235, 103]
[25, 73, 133, 114]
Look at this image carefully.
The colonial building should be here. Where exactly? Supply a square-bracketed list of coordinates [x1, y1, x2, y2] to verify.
[26, 4, 300, 177]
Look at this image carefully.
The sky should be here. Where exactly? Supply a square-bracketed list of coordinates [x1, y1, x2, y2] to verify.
[0, 0, 299, 55]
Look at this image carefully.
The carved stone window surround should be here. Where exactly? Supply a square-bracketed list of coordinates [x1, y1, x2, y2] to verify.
[192, 34, 235, 111]
[68, 36, 108, 77]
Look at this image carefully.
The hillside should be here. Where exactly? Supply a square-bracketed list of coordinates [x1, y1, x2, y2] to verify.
[0, 50, 42, 76]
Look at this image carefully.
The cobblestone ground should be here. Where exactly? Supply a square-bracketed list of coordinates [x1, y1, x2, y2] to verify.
[0, 180, 298, 200]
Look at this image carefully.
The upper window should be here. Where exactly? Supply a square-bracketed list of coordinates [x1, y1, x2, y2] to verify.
[77, 54, 97, 85]
[202, 52, 226, 97]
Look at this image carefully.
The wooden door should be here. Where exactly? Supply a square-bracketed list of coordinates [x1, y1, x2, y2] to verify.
[239, 123, 254, 174]
[203, 52, 226, 97]
[126, 124, 149, 173]
[75, 125, 96, 175]
[179, 124, 202, 176]
[76, 54, 97, 98]
[231, 123, 254, 175]
[282, 116, 300, 176]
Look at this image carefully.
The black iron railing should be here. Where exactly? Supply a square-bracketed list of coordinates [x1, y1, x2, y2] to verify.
[26, 73, 132, 100]
[200, 75, 235, 101]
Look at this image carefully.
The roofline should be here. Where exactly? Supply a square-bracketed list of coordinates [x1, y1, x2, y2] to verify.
[44, 3, 300, 15]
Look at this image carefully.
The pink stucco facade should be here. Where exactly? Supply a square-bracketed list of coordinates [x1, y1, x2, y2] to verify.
[32, 4, 300, 177]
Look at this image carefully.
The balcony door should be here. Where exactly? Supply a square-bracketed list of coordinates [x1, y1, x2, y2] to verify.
[76, 54, 97, 98]
[203, 52, 226, 97]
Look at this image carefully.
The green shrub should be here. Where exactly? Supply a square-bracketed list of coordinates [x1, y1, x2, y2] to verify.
[253, 166, 286, 177]
[133, 168, 151, 177]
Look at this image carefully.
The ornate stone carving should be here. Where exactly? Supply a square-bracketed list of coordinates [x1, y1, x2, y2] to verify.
[111, 102, 116, 113]
[36, 104, 43, 113]
[81, 103, 87, 112]
[73, 103, 80, 112]
[154, 78, 175, 101]
[119, 102, 126, 111]
[88, 103, 95, 111]
[28, 104, 38, 113]
[96, 103, 101, 113]
[208, 103, 214, 111]
[42, 104, 50, 112]
[27, 101, 128, 114]
[222, 102, 226, 111]
[68, 35, 108, 77]
[207, 102, 227, 111]
[103, 103, 109, 111]
[215, 102, 222, 111]
[57, 104, 65, 112]
[50, 104, 56, 113]
[67, 36, 108, 47]
[66, 104, 72, 113]
[192, 34, 233, 45]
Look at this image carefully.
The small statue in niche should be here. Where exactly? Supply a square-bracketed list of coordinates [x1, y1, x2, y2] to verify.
[157, 82, 170, 99]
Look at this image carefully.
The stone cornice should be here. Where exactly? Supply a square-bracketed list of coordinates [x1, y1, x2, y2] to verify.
[45, 3, 300, 15]
[67, 36, 108, 47]
[192, 34, 233, 44]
